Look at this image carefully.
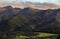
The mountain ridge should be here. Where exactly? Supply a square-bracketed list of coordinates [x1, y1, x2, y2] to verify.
[0, 6, 60, 34]
[0, 2, 60, 9]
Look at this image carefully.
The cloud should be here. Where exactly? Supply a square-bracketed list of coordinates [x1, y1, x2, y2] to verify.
[0, 2, 60, 9]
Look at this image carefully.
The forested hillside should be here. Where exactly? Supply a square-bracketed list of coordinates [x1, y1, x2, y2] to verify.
[0, 6, 60, 39]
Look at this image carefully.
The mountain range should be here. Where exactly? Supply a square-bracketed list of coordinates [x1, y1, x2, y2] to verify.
[0, 6, 60, 34]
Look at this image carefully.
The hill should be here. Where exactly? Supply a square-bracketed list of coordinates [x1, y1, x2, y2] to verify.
[0, 6, 60, 34]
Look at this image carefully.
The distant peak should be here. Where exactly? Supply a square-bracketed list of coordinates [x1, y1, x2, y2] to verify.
[23, 7, 31, 10]
[4, 6, 12, 8]
[3, 6, 13, 10]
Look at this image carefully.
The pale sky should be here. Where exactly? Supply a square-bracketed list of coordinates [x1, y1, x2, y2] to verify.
[0, 0, 60, 5]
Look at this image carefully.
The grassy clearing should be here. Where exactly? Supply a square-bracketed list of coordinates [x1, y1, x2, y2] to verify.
[16, 32, 58, 39]
[38, 32, 57, 37]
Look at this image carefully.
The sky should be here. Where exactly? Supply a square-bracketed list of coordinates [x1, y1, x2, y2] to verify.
[0, 0, 60, 5]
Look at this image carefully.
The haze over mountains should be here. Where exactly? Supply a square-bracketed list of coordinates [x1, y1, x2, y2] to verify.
[0, 2, 60, 10]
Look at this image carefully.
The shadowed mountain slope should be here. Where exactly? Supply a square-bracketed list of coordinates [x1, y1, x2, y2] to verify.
[0, 6, 60, 35]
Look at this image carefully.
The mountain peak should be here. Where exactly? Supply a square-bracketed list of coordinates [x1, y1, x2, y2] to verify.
[4, 6, 12, 10]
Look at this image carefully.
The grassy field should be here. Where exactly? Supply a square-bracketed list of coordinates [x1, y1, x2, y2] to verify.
[16, 32, 58, 39]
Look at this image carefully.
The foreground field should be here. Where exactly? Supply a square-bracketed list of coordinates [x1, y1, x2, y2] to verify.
[16, 32, 58, 39]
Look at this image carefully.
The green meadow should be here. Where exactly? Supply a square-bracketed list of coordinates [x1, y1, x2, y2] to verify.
[16, 32, 58, 39]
